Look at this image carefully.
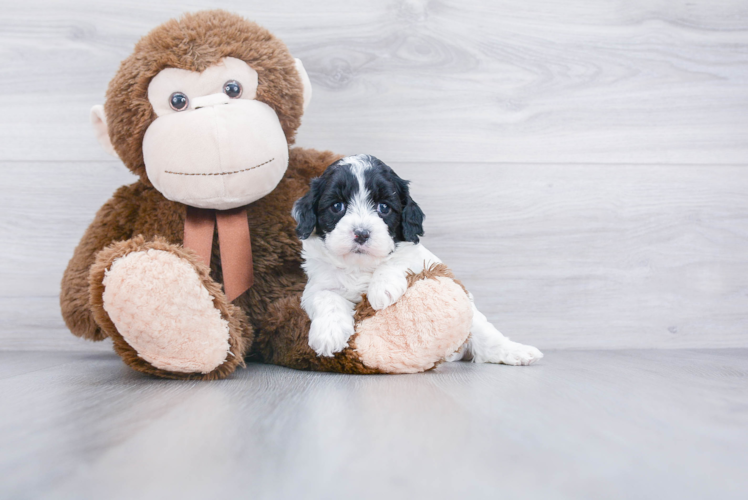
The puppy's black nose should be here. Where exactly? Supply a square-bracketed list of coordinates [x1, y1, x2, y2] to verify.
[354, 229, 370, 244]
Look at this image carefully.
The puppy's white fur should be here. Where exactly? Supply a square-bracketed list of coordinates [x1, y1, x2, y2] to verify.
[300, 155, 543, 365]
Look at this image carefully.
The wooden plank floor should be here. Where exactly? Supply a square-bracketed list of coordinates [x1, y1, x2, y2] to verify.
[1, 349, 746, 500]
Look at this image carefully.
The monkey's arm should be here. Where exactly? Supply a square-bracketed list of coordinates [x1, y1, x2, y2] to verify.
[60, 184, 138, 341]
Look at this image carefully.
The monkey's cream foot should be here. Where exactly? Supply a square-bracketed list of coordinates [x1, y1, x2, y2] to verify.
[352, 264, 472, 373]
[90, 237, 249, 380]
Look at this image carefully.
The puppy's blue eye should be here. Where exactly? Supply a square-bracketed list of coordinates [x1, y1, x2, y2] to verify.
[331, 202, 345, 214]
[377, 202, 391, 215]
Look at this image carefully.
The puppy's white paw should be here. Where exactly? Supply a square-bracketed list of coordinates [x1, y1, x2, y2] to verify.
[367, 273, 408, 310]
[308, 315, 355, 357]
[493, 341, 543, 366]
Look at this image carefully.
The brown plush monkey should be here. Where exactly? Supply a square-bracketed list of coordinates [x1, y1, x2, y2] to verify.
[60, 10, 472, 380]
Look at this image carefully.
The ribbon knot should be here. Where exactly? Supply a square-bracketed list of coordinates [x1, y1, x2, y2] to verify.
[183, 206, 254, 302]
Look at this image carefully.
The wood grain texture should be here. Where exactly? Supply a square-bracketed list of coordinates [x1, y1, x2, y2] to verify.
[0, 350, 746, 499]
[0, 0, 747, 163]
[1, 161, 746, 350]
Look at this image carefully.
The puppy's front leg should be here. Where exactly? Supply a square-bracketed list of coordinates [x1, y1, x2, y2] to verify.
[367, 265, 409, 311]
[466, 301, 543, 366]
[302, 290, 356, 357]
[368, 244, 441, 310]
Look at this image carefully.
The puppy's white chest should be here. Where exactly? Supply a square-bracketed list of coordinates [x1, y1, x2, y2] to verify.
[332, 267, 374, 303]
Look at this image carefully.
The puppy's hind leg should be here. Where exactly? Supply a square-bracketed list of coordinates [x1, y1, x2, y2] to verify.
[466, 301, 543, 366]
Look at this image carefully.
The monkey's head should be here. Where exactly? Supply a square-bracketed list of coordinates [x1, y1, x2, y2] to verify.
[91, 10, 312, 210]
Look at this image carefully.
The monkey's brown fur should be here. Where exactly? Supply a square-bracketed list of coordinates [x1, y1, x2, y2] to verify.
[61, 11, 469, 379]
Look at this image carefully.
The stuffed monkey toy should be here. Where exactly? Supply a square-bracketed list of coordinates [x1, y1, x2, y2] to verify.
[60, 10, 473, 379]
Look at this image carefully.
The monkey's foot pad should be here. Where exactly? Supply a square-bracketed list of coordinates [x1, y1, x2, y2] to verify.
[354, 276, 472, 373]
[102, 249, 232, 373]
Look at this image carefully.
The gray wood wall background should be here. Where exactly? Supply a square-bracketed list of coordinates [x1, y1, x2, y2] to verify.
[1, 0, 746, 351]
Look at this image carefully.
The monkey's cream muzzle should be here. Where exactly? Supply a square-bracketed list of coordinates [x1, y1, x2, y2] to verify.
[140, 57, 291, 210]
[191, 92, 231, 109]
[143, 98, 289, 210]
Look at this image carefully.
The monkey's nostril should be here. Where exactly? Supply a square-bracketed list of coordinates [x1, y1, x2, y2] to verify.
[353, 229, 370, 244]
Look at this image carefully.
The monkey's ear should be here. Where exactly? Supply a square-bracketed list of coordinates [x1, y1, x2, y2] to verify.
[90, 105, 118, 157]
[294, 59, 312, 111]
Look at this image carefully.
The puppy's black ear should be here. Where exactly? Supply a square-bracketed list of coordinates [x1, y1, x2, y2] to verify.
[292, 177, 323, 240]
[394, 176, 425, 244]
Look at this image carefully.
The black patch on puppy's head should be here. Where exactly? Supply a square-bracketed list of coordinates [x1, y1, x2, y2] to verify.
[363, 156, 425, 244]
[292, 160, 357, 240]
[293, 155, 426, 244]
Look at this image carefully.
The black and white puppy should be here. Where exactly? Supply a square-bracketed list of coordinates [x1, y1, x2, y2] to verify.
[293, 154, 542, 365]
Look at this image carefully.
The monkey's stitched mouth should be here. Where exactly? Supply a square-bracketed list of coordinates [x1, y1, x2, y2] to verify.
[164, 158, 274, 176]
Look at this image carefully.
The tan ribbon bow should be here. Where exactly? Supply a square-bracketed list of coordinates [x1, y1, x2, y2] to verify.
[183, 206, 254, 302]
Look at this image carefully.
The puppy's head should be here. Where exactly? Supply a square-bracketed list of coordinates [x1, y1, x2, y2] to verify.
[292, 154, 425, 261]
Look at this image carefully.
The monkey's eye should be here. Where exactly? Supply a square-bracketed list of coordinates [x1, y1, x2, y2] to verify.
[223, 80, 243, 99]
[377, 203, 391, 216]
[330, 202, 346, 214]
[169, 92, 189, 111]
